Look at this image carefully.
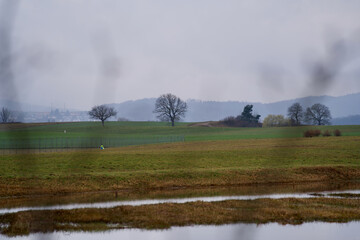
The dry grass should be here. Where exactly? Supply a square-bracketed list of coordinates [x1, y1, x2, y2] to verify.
[0, 122, 58, 131]
[0, 166, 359, 198]
[0, 197, 359, 236]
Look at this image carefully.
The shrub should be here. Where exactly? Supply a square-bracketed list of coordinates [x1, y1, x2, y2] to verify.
[263, 114, 291, 127]
[334, 129, 341, 136]
[304, 129, 321, 138]
[221, 116, 237, 127]
[220, 116, 262, 127]
[322, 130, 331, 137]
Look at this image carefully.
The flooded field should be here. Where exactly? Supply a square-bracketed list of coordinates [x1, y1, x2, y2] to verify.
[0, 189, 359, 215]
[0, 182, 359, 238]
[1, 181, 359, 211]
[2, 222, 359, 240]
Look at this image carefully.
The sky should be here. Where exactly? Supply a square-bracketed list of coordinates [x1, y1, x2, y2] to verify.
[1, 0, 360, 110]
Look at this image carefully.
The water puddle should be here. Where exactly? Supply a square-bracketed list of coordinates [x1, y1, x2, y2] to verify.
[2, 222, 359, 240]
[2, 182, 358, 210]
[0, 190, 359, 215]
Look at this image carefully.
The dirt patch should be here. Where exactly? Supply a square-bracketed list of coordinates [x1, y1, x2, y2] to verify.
[188, 121, 225, 127]
[0, 122, 58, 131]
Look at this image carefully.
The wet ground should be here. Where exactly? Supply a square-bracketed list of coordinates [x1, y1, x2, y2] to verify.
[3, 222, 360, 240]
[1, 182, 359, 239]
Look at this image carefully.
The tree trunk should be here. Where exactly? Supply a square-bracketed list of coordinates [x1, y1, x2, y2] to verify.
[171, 120, 174, 127]
[102, 120, 105, 127]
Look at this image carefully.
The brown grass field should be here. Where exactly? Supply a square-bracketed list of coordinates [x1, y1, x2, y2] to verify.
[0, 197, 359, 236]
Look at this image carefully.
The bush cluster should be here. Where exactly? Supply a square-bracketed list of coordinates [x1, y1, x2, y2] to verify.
[304, 129, 322, 137]
[304, 129, 342, 138]
[334, 129, 341, 136]
[262, 114, 291, 127]
[221, 116, 262, 127]
[322, 130, 331, 137]
[220, 105, 262, 128]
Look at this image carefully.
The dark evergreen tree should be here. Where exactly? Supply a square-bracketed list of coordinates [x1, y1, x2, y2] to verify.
[236, 105, 261, 123]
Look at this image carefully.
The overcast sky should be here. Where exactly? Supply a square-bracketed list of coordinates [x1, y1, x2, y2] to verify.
[3, 0, 360, 110]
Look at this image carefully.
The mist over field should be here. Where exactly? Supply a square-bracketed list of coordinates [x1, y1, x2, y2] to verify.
[0, 0, 359, 111]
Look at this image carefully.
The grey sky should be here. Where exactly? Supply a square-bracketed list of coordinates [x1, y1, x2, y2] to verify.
[5, 0, 360, 110]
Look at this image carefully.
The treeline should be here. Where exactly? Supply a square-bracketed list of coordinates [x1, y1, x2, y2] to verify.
[0, 107, 24, 123]
[220, 102, 332, 128]
[263, 102, 331, 127]
[2, 93, 333, 128]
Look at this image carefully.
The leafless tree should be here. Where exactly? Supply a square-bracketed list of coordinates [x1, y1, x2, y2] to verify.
[154, 93, 187, 127]
[88, 105, 117, 126]
[287, 102, 304, 125]
[0, 107, 12, 123]
[305, 103, 332, 125]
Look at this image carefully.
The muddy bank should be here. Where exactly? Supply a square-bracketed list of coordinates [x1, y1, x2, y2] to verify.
[1, 181, 359, 210]
[1, 166, 359, 198]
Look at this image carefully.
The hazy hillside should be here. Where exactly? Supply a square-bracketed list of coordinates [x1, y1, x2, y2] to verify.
[332, 115, 360, 125]
[108, 99, 157, 121]
[0, 99, 51, 112]
[2, 93, 359, 124]
[109, 93, 360, 122]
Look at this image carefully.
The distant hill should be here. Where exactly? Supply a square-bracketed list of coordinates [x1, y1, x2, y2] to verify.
[108, 93, 360, 122]
[332, 115, 360, 125]
[2, 93, 360, 124]
[0, 99, 51, 112]
[0, 99, 78, 112]
[108, 98, 157, 121]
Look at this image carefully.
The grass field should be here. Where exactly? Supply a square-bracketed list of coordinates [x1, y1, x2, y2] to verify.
[0, 122, 360, 235]
[0, 124, 359, 196]
[1, 121, 360, 142]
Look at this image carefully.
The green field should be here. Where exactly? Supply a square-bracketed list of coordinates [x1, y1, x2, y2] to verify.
[0, 121, 359, 197]
[1, 121, 360, 142]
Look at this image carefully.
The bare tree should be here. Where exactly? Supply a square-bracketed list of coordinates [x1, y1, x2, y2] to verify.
[287, 102, 303, 125]
[88, 105, 117, 126]
[305, 103, 332, 125]
[154, 93, 187, 127]
[0, 107, 12, 123]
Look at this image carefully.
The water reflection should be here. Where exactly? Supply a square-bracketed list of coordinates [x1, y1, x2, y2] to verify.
[3, 222, 359, 240]
[0, 190, 359, 215]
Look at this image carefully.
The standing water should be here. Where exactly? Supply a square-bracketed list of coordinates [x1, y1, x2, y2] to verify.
[2, 222, 359, 240]
[0, 190, 359, 215]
